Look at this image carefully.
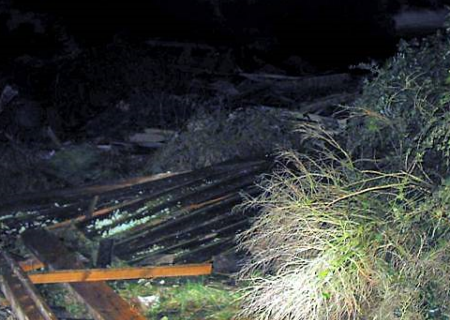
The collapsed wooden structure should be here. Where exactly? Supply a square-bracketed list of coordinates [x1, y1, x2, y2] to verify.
[0, 159, 270, 320]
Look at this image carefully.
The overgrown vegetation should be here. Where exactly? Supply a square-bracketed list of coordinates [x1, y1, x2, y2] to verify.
[347, 31, 450, 181]
[114, 277, 241, 320]
[150, 106, 303, 173]
[39, 284, 89, 318]
[238, 28, 450, 320]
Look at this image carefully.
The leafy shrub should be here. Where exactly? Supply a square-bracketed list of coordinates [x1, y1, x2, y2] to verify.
[347, 31, 450, 181]
[238, 28, 450, 320]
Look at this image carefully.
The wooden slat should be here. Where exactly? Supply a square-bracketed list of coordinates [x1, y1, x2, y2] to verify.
[112, 174, 260, 252]
[1, 160, 268, 217]
[118, 193, 250, 259]
[0, 252, 57, 320]
[44, 161, 267, 233]
[47, 196, 147, 230]
[175, 237, 236, 264]
[133, 220, 249, 265]
[84, 161, 268, 237]
[19, 257, 45, 272]
[28, 264, 212, 284]
[22, 229, 146, 320]
[0, 171, 180, 214]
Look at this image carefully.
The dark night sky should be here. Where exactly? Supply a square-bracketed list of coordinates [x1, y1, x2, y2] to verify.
[0, 0, 406, 65]
[0, 0, 447, 68]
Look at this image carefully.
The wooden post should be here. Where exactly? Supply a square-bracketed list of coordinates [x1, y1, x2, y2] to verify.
[0, 252, 57, 320]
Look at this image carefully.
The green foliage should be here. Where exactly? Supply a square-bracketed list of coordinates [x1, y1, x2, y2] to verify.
[347, 32, 450, 180]
[39, 284, 89, 318]
[115, 278, 241, 320]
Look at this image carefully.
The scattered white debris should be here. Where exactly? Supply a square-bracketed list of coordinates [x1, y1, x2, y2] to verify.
[136, 295, 160, 309]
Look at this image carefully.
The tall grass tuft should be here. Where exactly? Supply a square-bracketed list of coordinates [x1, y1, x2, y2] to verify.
[237, 138, 450, 319]
[238, 28, 450, 319]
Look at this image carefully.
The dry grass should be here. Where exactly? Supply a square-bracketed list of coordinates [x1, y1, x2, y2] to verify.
[237, 133, 450, 319]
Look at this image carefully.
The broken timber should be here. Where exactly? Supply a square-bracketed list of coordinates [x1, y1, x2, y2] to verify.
[22, 229, 146, 320]
[0, 251, 57, 320]
[1, 159, 270, 267]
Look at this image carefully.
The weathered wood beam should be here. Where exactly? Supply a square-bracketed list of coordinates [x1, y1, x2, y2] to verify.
[2, 160, 268, 235]
[21, 229, 146, 320]
[89, 165, 265, 239]
[115, 190, 257, 259]
[131, 204, 248, 249]
[113, 183, 257, 255]
[27, 264, 212, 284]
[174, 237, 236, 264]
[0, 171, 179, 214]
[75, 160, 267, 231]
[0, 252, 57, 320]
[2, 160, 268, 215]
[131, 220, 250, 265]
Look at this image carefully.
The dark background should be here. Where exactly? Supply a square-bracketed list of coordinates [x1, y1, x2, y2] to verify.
[0, 0, 447, 140]
[1, 0, 446, 67]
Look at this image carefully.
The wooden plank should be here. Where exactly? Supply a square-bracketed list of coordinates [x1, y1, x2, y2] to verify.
[112, 174, 260, 252]
[18, 257, 45, 272]
[131, 234, 218, 266]
[117, 191, 254, 259]
[175, 237, 236, 264]
[47, 196, 147, 230]
[0, 171, 180, 214]
[83, 161, 268, 237]
[130, 218, 250, 265]
[0, 252, 57, 320]
[28, 264, 212, 284]
[48, 160, 268, 233]
[1, 160, 267, 216]
[22, 229, 146, 320]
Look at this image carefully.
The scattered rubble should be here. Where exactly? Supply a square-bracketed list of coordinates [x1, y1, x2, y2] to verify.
[0, 159, 271, 320]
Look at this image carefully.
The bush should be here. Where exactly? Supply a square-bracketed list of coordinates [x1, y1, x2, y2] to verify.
[237, 28, 450, 320]
[347, 31, 450, 181]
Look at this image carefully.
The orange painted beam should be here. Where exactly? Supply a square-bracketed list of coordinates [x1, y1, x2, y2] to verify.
[22, 229, 147, 320]
[28, 263, 213, 284]
[19, 258, 45, 272]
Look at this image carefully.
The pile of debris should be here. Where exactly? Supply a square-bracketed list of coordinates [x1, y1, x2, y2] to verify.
[0, 159, 271, 320]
